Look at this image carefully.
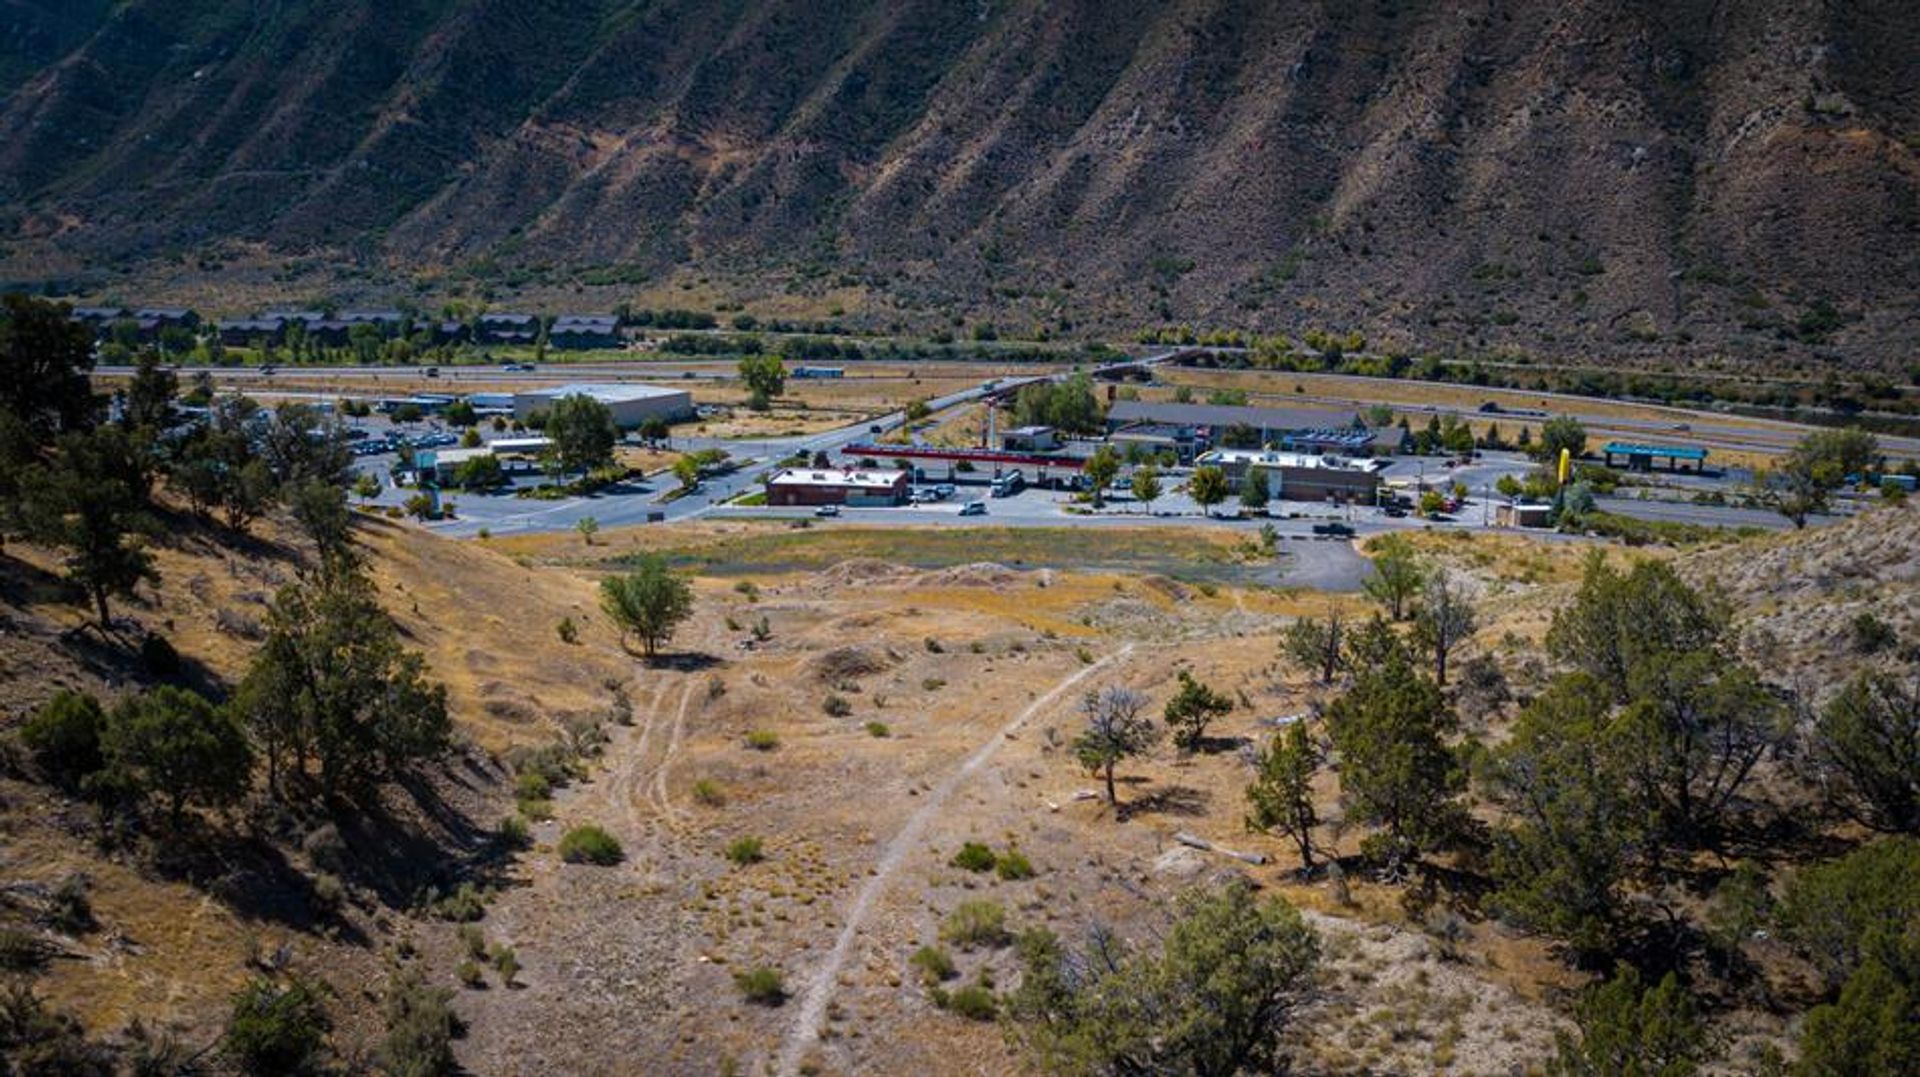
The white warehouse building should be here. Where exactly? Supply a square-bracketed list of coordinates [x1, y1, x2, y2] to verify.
[512, 383, 694, 428]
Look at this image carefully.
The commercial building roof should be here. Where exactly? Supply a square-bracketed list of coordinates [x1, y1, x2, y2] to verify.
[1197, 449, 1386, 473]
[520, 383, 687, 404]
[488, 437, 553, 454]
[768, 469, 908, 490]
[423, 447, 493, 467]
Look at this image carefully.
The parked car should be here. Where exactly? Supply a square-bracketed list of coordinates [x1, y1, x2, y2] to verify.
[1382, 505, 1408, 518]
[1311, 522, 1355, 537]
[933, 484, 956, 499]
[814, 504, 841, 517]
[958, 501, 987, 516]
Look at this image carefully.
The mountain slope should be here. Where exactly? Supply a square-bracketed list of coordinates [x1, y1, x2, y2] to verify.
[1, 0, 1915, 364]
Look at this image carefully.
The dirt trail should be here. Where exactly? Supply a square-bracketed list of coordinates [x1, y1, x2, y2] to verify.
[775, 644, 1135, 1075]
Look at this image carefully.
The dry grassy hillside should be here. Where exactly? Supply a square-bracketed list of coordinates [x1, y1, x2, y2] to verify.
[0, 507, 629, 1056]
[1687, 498, 1920, 691]
[3, 0, 1915, 365]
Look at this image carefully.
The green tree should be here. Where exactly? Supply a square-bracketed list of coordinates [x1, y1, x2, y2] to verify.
[1795, 957, 1920, 1076]
[738, 353, 787, 410]
[20, 690, 106, 792]
[18, 425, 159, 626]
[1246, 722, 1320, 872]
[286, 479, 352, 561]
[1768, 428, 1882, 529]
[598, 555, 695, 658]
[1130, 465, 1161, 514]
[1, 294, 97, 435]
[638, 416, 670, 444]
[236, 563, 450, 801]
[1362, 533, 1426, 621]
[575, 516, 600, 546]
[1326, 643, 1462, 872]
[1082, 446, 1119, 508]
[1073, 684, 1158, 808]
[225, 977, 331, 1077]
[123, 350, 177, 433]
[353, 473, 380, 501]
[451, 454, 503, 491]
[1546, 553, 1727, 703]
[1482, 674, 1645, 961]
[443, 399, 477, 427]
[1163, 670, 1233, 752]
[1239, 472, 1270, 512]
[1010, 374, 1102, 434]
[1188, 465, 1229, 516]
[96, 686, 252, 828]
[1006, 879, 1318, 1077]
[1809, 672, 1920, 834]
[672, 454, 700, 491]
[1412, 568, 1476, 686]
[1549, 965, 1707, 1077]
[1618, 652, 1786, 850]
[259, 402, 351, 490]
[1778, 837, 1920, 992]
[544, 393, 617, 474]
[1539, 415, 1588, 464]
[1279, 607, 1345, 684]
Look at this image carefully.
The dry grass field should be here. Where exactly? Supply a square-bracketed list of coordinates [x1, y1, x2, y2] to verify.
[10, 494, 1915, 1073]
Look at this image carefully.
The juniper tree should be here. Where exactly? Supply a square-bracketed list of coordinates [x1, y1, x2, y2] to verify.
[1808, 671, 1920, 835]
[1325, 640, 1463, 874]
[1163, 671, 1233, 752]
[1246, 722, 1320, 872]
[1481, 673, 1646, 960]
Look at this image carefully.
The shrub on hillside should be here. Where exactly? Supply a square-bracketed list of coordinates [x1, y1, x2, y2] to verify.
[558, 825, 623, 866]
[940, 901, 1009, 950]
[733, 967, 786, 1006]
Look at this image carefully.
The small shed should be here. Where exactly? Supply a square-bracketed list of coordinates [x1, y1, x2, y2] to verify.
[1496, 501, 1555, 529]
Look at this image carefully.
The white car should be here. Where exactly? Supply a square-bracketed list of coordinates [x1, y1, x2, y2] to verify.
[814, 504, 841, 517]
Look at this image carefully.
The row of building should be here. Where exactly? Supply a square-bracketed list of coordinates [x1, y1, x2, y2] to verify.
[67, 306, 627, 350]
[378, 383, 695, 428]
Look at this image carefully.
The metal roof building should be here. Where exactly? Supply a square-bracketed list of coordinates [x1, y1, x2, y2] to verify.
[1105, 400, 1376, 453]
[511, 383, 693, 428]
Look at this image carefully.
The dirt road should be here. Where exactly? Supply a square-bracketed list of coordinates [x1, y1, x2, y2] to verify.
[775, 644, 1135, 1075]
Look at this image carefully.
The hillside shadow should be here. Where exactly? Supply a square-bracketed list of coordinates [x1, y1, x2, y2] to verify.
[648, 651, 722, 672]
[326, 749, 520, 914]
[152, 825, 368, 947]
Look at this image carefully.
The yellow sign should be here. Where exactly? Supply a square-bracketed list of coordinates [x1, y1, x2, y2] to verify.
[1557, 447, 1571, 485]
